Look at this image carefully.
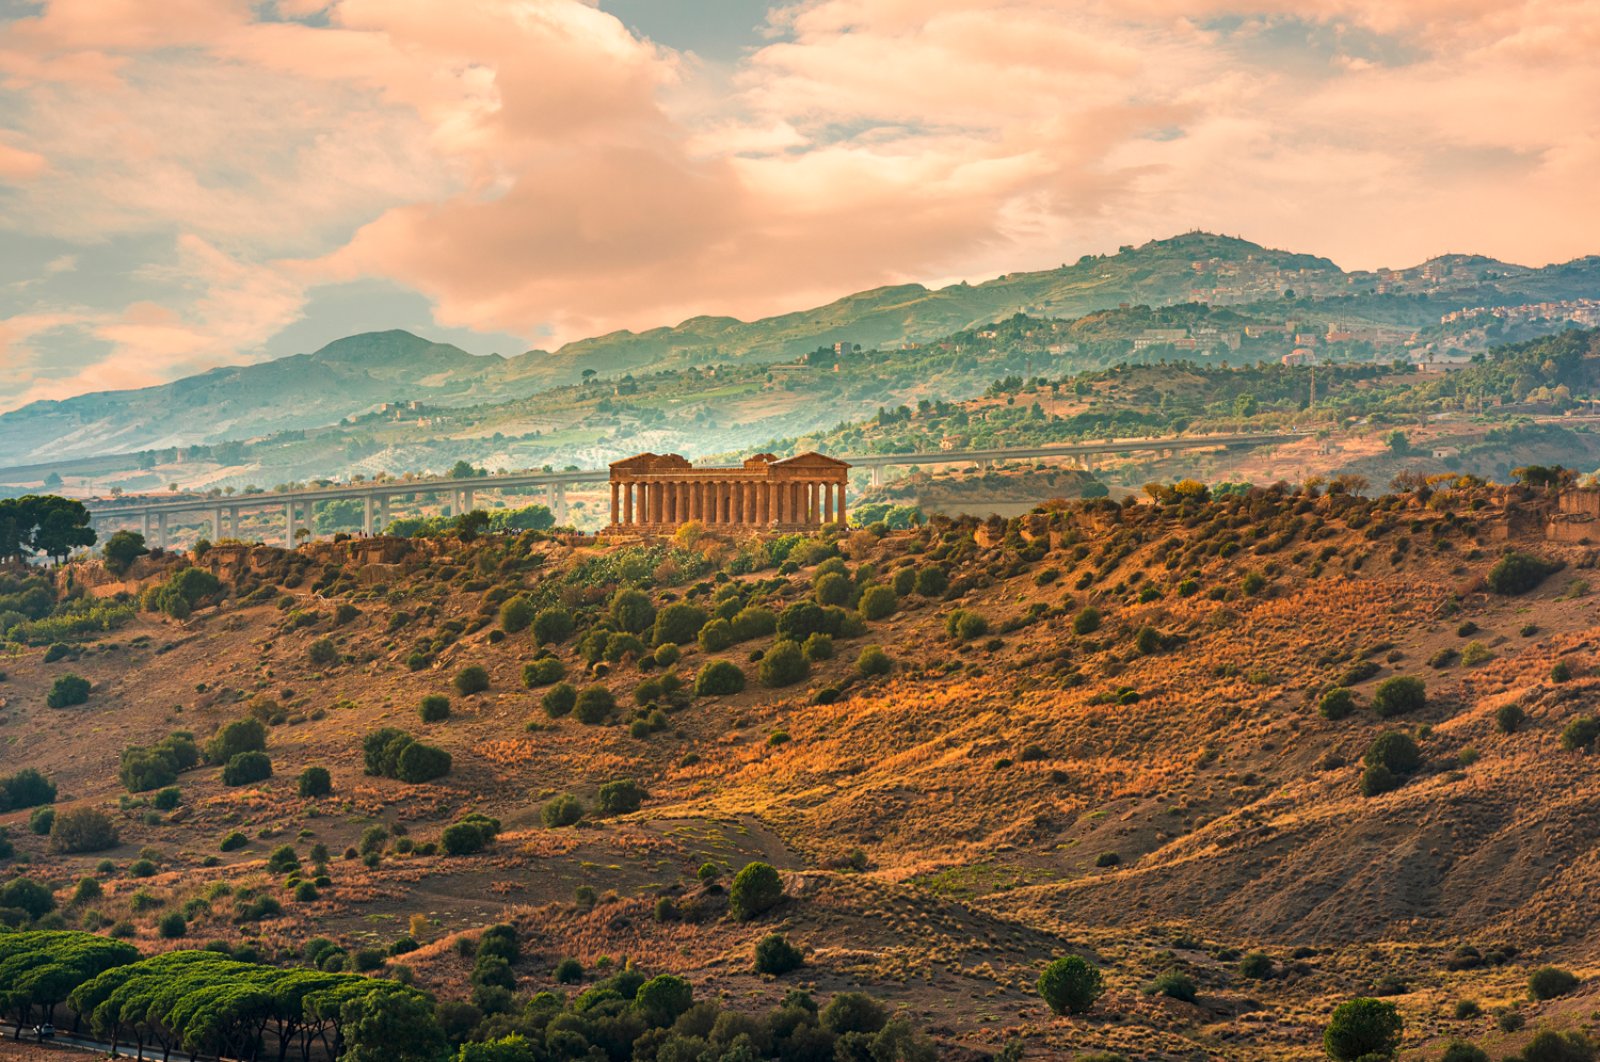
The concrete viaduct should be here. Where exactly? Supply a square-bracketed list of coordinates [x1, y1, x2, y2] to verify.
[81, 430, 1306, 547]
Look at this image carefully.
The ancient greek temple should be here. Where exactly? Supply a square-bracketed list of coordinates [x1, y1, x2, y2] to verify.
[607, 452, 850, 532]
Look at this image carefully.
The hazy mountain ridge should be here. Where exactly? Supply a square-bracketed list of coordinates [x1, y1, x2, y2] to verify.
[6, 232, 1600, 469]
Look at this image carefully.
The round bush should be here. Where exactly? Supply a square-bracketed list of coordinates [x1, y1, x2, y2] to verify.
[1529, 966, 1580, 1000]
[914, 566, 948, 596]
[1072, 607, 1102, 635]
[814, 572, 852, 607]
[532, 608, 574, 645]
[1038, 956, 1104, 1016]
[597, 778, 647, 815]
[758, 640, 809, 688]
[730, 606, 777, 642]
[695, 660, 746, 696]
[610, 589, 655, 634]
[802, 632, 834, 661]
[698, 618, 734, 652]
[1372, 676, 1426, 718]
[49, 807, 119, 853]
[521, 657, 565, 687]
[222, 751, 273, 787]
[499, 596, 535, 633]
[856, 645, 892, 677]
[1318, 688, 1356, 720]
[858, 584, 897, 620]
[306, 638, 339, 668]
[542, 795, 583, 828]
[394, 742, 451, 783]
[157, 911, 187, 939]
[419, 695, 451, 723]
[729, 861, 784, 920]
[1364, 731, 1421, 775]
[1323, 997, 1402, 1061]
[754, 933, 804, 975]
[46, 673, 91, 708]
[453, 665, 490, 696]
[542, 682, 577, 718]
[297, 767, 332, 798]
[1560, 715, 1600, 752]
[1147, 970, 1196, 1003]
[574, 686, 616, 725]
[653, 602, 709, 646]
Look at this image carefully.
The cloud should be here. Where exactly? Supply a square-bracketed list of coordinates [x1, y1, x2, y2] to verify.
[1, 0, 1600, 409]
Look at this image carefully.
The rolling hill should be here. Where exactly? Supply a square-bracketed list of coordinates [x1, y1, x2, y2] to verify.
[6, 232, 1600, 471]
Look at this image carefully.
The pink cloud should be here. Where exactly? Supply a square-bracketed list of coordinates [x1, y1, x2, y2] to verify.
[2, 0, 1600, 395]
[0, 137, 46, 180]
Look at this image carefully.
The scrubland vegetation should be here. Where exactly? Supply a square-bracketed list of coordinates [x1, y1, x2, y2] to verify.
[2, 469, 1599, 1059]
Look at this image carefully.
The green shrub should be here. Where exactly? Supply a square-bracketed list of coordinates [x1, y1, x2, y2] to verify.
[1146, 970, 1196, 1003]
[1439, 1041, 1489, 1062]
[1318, 688, 1355, 720]
[542, 682, 577, 717]
[152, 786, 181, 811]
[1496, 704, 1526, 733]
[754, 933, 804, 975]
[729, 861, 784, 920]
[1360, 763, 1399, 798]
[205, 718, 266, 764]
[758, 640, 809, 687]
[394, 742, 451, 783]
[695, 660, 746, 696]
[297, 767, 332, 798]
[1038, 956, 1104, 1016]
[499, 596, 535, 633]
[653, 602, 708, 646]
[814, 572, 851, 607]
[802, 632, 834, 661]
[1072, 607, 1102, 635]
[1372, 676, 1426, 718]
[1323, 997, 1402, 1061]
[914, 567, 948, 596]
[1486, 551, 1561, 595]
[157, 911, 187, 939]
[307, 638, 339, 668]
[1460, 641, 1493, 667]
[635, 974, 693, 1024]
[222, 751, 272, 787]
[609, 589, 655, 634]
[730, 606, 776, 642]
[858, 585, 897, 621]
[1519, 1031, 1594, 1062]
[856, 645, 892, 677]
[1239, 951, 1274, 979]
[28, 807, 54, 835]
[573, 686, 615, 724]
[946, 609, 988, 641]
[49, 807, 118, 853]
[419, 695, 451, 723]
[1529, 966, 1580, 1000]
[531, 607, 574, 645]
[698, 618, 734, 652]
[597, 779, 647, 815]
[46, 673, 91, 708]
[453, 665, 489, 696]
[266, 845, 300, 873]
[521, 657, 565, 687]
[220, 831, 249, 852]
[553, 957, 583, 984]
[1365, 730, 1421, 775]
[542, 795, 583, 828]
[1561, 716, 1600, 752]
[653, 642, 679, 668]
[442, 814, 502, 856]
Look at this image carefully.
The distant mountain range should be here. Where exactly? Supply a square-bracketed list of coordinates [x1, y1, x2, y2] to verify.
[4, 231, 1600, 469]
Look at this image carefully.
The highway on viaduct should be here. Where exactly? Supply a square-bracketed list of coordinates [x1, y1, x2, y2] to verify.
[80, 430, 1310, 546]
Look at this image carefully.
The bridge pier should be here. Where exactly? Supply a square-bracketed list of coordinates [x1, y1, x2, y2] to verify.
[155, 512, 167, 550]
[141, 511, 152, 541]
[285, 502, 296, 547]
[870, 466, 885, 488]
[363, 496, 376, 536]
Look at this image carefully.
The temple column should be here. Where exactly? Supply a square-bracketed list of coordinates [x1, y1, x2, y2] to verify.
[747, 483, 758, 526]
[837, 481, 847, 526]
[663, 481, 675, 525]
[610, 482, 620, 527]
[651, 481, 663, 525]
[775, 481, 787, 525]
[822, 483, 833, 524]
[758, 482, 771, 525]
[733, 481, 744, 525]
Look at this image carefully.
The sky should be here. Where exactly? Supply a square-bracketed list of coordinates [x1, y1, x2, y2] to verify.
[1, 0, 1598, 413]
